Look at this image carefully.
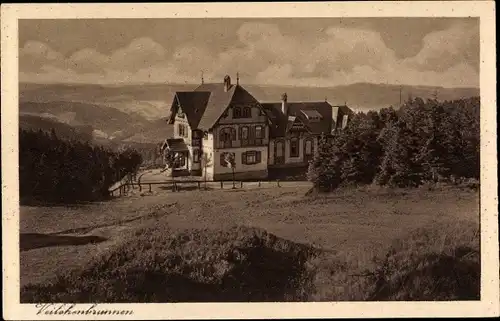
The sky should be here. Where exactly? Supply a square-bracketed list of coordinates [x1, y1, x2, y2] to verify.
[19, 18, 479, 88]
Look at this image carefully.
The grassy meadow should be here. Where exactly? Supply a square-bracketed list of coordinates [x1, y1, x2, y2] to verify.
[20, 182, 480, 302]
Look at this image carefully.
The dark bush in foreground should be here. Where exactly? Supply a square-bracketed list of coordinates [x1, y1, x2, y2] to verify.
[308, 220, 480, 301]
[366, 221, 480, 300]
[22, 221, 479, 302]
[21, 226, 321, 303]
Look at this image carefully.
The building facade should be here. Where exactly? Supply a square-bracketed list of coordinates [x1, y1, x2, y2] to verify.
[162, 75, 353, 180]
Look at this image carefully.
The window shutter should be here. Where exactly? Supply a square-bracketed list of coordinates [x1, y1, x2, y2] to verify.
[242, 152, 247, 165]
[256, 151, 261, 163]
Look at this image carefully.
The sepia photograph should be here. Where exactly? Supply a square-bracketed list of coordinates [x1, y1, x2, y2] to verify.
[2, 1, 498, 319]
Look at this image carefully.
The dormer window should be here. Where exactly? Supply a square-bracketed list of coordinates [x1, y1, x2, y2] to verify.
[301, 110, 322, 122]
[233, 106, 251, 119]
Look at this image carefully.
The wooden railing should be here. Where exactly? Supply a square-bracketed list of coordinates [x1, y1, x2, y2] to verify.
[109, 178, 285, 197]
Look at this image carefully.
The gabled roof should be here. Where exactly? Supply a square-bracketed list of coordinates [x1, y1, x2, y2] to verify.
[194, 83, 237, 130]
[261, 101, 334, 137]
[172, 91, 211, 129]
[168, 82, 354, 135]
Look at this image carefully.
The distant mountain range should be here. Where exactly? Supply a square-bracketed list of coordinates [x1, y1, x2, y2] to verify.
[19, 82, 479, 146]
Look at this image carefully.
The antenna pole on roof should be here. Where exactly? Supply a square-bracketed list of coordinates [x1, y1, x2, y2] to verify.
[201, 71, 204, 85]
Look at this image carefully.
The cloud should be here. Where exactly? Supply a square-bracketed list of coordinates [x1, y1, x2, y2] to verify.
[19, 22, 479, 88]
[19, 41, 65, 72]
[109, 37, 166, 71]
[403, 22, 479, 72]
[67, 48, 110, 73]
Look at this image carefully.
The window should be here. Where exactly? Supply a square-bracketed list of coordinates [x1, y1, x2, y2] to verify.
[255, 126, 263, 139]
[290, 137, 299, 157]
[305, 139, 313, 155]
[193, 149, 200, 163]
[241, 126, 249, 140]
[177, 124, 189, 138]
[233, 107, 242, 118]
[242, 107, 251, 118]
[178, 124, 187, 137]
[192, 131, 201, 146]
[219, 127, 235, 148]
[242, 151, 261, 165]
[276, 141, 284, 157]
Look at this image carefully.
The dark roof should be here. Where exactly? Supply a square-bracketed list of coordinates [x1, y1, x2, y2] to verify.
[169, 83, 354, 135]
[165, 138, 189, 152]
[261, 101, 334, 137]
[173, 91, 211, 128]
[300, 109, 323, 120]
[194, 83, 237, 130]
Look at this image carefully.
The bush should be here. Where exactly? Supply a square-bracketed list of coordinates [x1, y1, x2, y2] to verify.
[21, 226, 321, 303]
[305, 220, 479, 301]
[365, 220, 480, 300]
[21, 220, 480, 302]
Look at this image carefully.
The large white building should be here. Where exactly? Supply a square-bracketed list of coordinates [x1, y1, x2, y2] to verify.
[162, 75, 353, 180]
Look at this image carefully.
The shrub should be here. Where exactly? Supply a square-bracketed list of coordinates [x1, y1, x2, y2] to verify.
[365, 220, 480, 300]
[21, 226, 321, 303]
[21, 221, 480, 302]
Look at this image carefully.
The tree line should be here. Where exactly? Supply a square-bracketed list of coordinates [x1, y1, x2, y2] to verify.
[19, 128, 143, 204]
[307, 97, 480, 192]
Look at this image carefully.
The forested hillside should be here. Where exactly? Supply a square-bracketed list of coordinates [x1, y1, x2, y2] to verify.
[19, 129, 143, 204]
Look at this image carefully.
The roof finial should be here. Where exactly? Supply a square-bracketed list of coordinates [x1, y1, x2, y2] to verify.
[236, 72, 239, 85]
[201, 71, 204, 84]
[325, 96, 327, 102]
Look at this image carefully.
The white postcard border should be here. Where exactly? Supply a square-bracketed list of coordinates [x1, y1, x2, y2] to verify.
[2, 1, 498, 319]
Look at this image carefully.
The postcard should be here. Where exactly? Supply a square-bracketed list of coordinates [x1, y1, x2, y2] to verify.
[2, 1, 498, 319]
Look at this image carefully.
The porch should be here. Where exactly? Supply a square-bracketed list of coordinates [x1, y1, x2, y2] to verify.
[163, 138, 191, 176]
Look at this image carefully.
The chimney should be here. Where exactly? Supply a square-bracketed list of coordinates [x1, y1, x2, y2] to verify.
[331, 106, 339, 133]
[224, 75, 231, 92]
[341, 114, 349, 129]
[281, 92, 288, 115]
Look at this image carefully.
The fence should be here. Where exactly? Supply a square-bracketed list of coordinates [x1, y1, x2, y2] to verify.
[109, 179, 285, 197]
